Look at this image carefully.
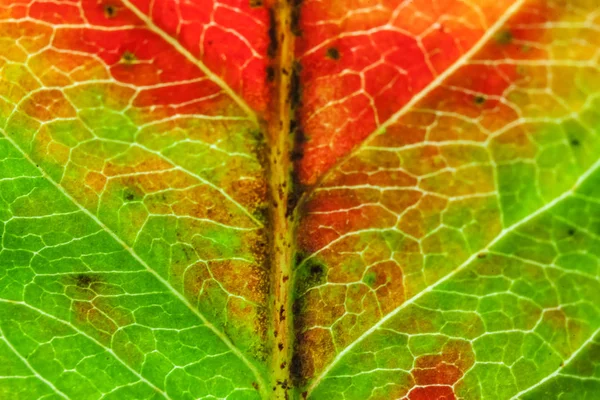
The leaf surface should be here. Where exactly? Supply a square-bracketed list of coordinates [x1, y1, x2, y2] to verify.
[1, 0, 599, 399]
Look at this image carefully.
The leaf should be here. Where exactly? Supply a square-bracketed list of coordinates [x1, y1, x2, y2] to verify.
[0, 1, 599, 400]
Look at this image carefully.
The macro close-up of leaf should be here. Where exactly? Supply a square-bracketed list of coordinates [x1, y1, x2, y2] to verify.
[1, 0, 600, 399]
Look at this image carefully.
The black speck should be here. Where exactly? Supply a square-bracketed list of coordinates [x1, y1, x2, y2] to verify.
[474, 95, 486, 105]
[104, 4, 117, 18]
[326, 47, 340, 60]
[266, 66, 275, 82]
[290, 0, 303, 36]
[75, 274, 93, 288]
[121, 51, 136, 64]
[124, 189, 136, 201]
[310, 264, 323, 276]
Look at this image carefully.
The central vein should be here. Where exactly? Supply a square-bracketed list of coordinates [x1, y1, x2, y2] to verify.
[266, 0, 298, 398]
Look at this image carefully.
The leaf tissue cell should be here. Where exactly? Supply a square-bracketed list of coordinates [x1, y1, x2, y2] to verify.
[0, 0, 599, 399]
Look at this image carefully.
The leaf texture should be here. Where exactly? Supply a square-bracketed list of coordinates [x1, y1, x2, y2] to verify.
[0, 0, 599, 399]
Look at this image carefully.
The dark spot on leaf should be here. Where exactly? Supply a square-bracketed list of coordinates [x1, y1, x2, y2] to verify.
[123, 188, 138, 202]
[279, 305, 285, 322]
[74, 274, 100, 289]
[252, 382, 259, 391]
[326, 47, 340, 60]
[104, 4, 117, 18]
[477, 253, 487, 259]
[474, 95, 486, 105]
[249, 0, 263, 7]
[266, 66, 275, 82]
[267, 8, 278, 58]
[252, 203, 269, 224]
[290, 0, 303, 36]
[290, 148, 304, 161]
[296, 257, 327, 293]
[568, 228, 576, 236]
[121, 51, 136, 64]
[280, 361, 287, 369]
[293, 252, 305, 267]
[75, 274, 92, 288]
[571, 138, 580, 147]
[289, 61, 302, 109]
[278, 342, 284, 351]
[292, 298, 302, 316]
[290, 121, 307, 161]
[495, 30, 513, 45]
[276, 379, 289, 389]
[290, 352, 304, 385]
[310, 264, 323, 276]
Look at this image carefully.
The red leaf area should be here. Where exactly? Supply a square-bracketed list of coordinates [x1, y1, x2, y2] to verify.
[404, 341, 475, 400]
[10, 0, 269, 114]
[296, 0, 522, 184]
[127, 0, 270, 112]
[298, 2, 553, 255]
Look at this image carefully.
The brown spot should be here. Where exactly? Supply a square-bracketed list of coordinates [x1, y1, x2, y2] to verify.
[121, 51, 136, 64]
[104, 4, 117, 18]
[290, 0, 302, 36]
[326, 47, 340, 60]
[276, 379, 289, 389]
[266, 66, 275, 82]
[474, 95, 486, 105]
[278, 342, 284, 351]
[280, 361, 287, 369]
[289, 61, 302, 109]
[75, 274, 94, 288]
[267, 8, 278, 58]
[279, 305, 286, 322]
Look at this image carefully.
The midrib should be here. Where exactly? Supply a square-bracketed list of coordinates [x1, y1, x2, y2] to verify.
[265, 0, 298, 398]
